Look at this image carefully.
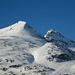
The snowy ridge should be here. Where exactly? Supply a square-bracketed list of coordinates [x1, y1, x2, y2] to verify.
[0, 21, 44, 38]
[44, 29, 75, 47]
[45, 29, 69, 42]
[0, 21, 75, 75]
[0, 21, 26, 36]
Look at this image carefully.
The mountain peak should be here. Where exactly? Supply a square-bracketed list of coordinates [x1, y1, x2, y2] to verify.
[0, 21, 45, 41]
[17, 21, 27, 27]
[44, 29, 64, 41]
[18, 20, 26, 24]
[15, 21, 27, 29]
[0, 21, 28, 36]
[46, 29, 57, 34]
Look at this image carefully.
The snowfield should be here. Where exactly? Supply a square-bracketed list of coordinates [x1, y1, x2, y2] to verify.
[0, 21, 75, 75]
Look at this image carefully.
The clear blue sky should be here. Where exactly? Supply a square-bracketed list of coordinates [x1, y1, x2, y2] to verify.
[0, 0, 75, 41]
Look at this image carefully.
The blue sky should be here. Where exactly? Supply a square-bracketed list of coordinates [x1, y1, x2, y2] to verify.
[0, 0, 75, 40]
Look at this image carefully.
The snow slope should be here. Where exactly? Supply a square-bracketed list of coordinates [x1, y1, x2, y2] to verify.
[0, 21, 75, 75]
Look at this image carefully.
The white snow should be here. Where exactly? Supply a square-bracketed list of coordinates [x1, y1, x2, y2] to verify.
[0, 21, 75, 75]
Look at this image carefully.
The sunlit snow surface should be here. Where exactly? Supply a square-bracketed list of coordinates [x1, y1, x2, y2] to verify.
[0, 21, 75, 75]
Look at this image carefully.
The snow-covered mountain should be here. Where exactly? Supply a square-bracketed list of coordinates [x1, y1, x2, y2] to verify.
[44, 29, 75, 47]
[0, 21, 75, 75]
